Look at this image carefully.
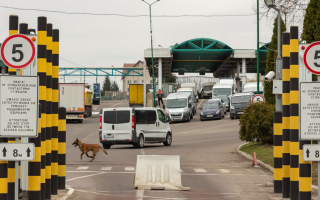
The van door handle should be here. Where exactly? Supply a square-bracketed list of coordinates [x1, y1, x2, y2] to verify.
[112, 125, 114, 130]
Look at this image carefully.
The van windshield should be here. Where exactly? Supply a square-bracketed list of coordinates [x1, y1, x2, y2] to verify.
[213, 88, 231, 96]
[166, 98, 187, 108]
[231, 96, 251, 104]
[204, 86, 212, 91]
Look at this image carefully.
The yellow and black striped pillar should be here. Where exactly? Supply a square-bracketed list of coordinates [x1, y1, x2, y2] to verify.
[299, 142, 311, 198]
[282, 31, 290, 198]
[51, 29, 59, 195]
[28, 104, 41, 200]
[45, 23, 53, 199]
[274, 111, 282, 193]
[58, 107, 66, 190]
[290, 26, 299, 200]
[8, 14, 19, 200]
[0, 137, 7, 200]
[38, 16, 47, 200]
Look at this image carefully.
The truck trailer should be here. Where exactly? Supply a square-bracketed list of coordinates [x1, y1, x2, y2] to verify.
[129, 84, 144, 107]
[59, 83, 85, 123]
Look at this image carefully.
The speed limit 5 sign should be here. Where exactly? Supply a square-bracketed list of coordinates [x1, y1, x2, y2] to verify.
[304, 41, 320, 75]
[0, 34, 36, 69]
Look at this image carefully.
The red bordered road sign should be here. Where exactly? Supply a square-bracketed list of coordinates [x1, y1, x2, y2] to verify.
[252, 94, 265, 103]
[0, 34, 35, 69]
[304, 41, 320, 75]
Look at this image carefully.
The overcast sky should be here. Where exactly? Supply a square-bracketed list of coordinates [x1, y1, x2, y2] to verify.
[0, 0, 276, 89]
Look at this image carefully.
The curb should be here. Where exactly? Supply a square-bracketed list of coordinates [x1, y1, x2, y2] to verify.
[237, 142, 318, 193]
[58, 185, 75, 200]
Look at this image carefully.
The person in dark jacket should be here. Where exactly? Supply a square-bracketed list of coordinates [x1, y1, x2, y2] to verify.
[156, 89, 164, 108]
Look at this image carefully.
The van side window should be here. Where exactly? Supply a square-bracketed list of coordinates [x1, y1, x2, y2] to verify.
[117, 111, 130, 124]
[136, 110, 148, 124]
[157, 110, 165, 123]
[147, 110, 157, 124]
[104, 111, 116, 124]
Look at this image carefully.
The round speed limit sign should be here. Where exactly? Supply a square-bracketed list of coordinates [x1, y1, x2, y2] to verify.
[0, 34, 35, 69]
[304, 42, 320, 75]
[252, 94, 265, 103]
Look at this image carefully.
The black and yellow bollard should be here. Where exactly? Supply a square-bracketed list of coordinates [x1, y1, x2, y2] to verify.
[282, 32, 290, 198]
[51, 29, 59, 195]
[46, 23, 53, 199]
[290, 26, 299, 200]
[8, 15, 18, 75]
[38, 16, 47, 200]
[28, 104, 41, 200]
[0, 141, 8, 199]
[274, 111, 282, 193]
[58, 107, 66, 190]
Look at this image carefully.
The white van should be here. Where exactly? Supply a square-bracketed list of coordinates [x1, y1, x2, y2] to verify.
[180, 83, 198, 102]
[176, 88, 197, 114]
[212, 83, 234, 98]
[99, 107, 172, 149]
[242, 82, 264, 96]
[165, 93, 194, 122]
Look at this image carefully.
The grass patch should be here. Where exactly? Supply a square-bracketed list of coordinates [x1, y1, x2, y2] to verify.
[240, 143, 318, 186]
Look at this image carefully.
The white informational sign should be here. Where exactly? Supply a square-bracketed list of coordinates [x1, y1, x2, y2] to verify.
[303, 144, 320, 161]
[304, 41, 320, 75]
[0, 34, 36, 69]
[252, 94, 265, 103]
[0, 143, 34, 161]
[300, 82, 320, 140]
[0, 76, 38, 137]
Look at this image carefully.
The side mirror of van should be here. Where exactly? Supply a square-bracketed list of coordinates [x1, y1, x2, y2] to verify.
[166, 117, 171, 122]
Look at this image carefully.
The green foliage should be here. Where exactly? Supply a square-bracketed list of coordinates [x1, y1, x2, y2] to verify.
[111, 81, 119, 92]
[264, 16, 286, 105]
[101, 75, 111, 96]
[301, 0, 320, 43]
[166, 74, 177, 83]
[239, 102, 275, 144]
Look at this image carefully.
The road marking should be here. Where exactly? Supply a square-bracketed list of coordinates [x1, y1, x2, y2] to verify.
[76, 166, 88, 170]
[101, 167, 112, 170]
[180, 169, 184, 172]
[66, 172, 106, 182]
[92, 112, 99, 115]
[194, 168, 207, 173]
[136, 190, 144, 200]
[110, 101, 122, 108]
[125, 167, 135, 171]
[175, 136, 238, 145]
[197, 99, 204, 109]
[219, 169, 230, 173]
[175, 123, 238, 135]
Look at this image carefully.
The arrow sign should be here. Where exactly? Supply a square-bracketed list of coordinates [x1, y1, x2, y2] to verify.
[306, 149, 310, 158]
[2, 147, 6, 157]
[26, 148, 31, 157]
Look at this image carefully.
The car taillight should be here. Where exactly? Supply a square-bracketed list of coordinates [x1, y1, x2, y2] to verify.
[100, 116, 102, 129]
[132, 116, 135, 128]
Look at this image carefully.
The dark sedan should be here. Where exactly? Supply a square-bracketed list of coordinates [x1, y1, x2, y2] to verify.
[200, 101, 225, 121]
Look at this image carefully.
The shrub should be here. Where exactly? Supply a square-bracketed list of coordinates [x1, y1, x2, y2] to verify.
[239, 102, 275, 144]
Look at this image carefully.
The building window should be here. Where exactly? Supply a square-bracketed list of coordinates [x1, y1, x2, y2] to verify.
[134, 80, 138, 84]
[142, 80, 144, 83]
[128, 80, 131, 84]
[128, 88, 129, 92]
[150, 80, 153, 83]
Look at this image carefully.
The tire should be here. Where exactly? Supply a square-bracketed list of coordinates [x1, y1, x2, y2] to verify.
[219, 113, 222, 120]
[230, 116, 234, 120]
[136, 134, 144, 148]
[78, 119, 83, 123]
[222, 113, 225, 118]
[190, 113, 193, 119]
[103, 143, 111, 149]
[163, 133, 172, 146]
[84, 108, 88, 118]
[200, 118, 204, 121]
[187, 114, 190, 122]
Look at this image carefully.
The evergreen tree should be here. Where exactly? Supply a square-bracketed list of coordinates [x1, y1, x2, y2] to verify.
[264, 16, 286, 105]
[101, 75, 111, 96]
[111, 82, 119, 92]
[166, 74, 177, 83]
[301, 0, 320, 81]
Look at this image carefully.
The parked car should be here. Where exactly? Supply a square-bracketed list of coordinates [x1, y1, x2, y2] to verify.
[209, 98, 227, 114]
[99, 107, 172, 149]
[213, 95, 230, 112]
[230, 93, 254, 119]
[200, 100, 225, 121]
[165, 92, 194, 122]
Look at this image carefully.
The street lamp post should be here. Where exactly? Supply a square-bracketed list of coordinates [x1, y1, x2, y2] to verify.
[142, 0, 160, 107]
[264, 0, 282, 111]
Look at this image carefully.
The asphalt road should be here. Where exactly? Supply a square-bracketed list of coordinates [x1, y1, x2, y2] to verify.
[65, 100, 284, 200]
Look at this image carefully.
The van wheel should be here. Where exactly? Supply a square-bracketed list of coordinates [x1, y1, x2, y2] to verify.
[103, 143, 111, 149]
[163, 133, 172, 146]
[137, 134, 144, 148]
[230, 116, 234, 120]
[190, 113, 193, 119]
[78, 120, 83, 123]
[218, 113, 222, 120]
[187, 115, 190, 122]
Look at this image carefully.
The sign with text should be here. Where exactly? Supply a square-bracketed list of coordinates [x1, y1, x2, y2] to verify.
[0, 143, 34, 161]
[0, 76, 38, 137]
[300, 82, 320, 140]
[303, 145, 320, 161]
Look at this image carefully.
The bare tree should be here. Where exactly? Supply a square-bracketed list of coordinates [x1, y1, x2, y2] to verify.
[253, 0, 309, 32]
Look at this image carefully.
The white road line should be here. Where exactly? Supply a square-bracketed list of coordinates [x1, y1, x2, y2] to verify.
[92, 112, 99, 115]
[76, 166, 88, 170]
[175, 136, 238, 145]
[194, 168, 207, 173]
[136, 190, 144, 200]
[219, 169, 230, 173]
[100, 167, 112, 171]
[125, 167, 135, 171]
[175, 123, 238, 135]
[197, 99, 204, 109]
[180, 169, 184, 173]
[66, 172, 106, 182]
[110, 101, 122, 108]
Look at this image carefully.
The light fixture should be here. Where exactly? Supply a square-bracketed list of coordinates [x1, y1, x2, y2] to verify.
[264, 0, 275, 7]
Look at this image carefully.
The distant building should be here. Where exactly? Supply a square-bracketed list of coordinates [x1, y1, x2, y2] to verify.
[122, 61, 152, 94]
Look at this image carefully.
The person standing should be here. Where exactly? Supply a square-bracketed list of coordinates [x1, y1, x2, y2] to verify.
[156, 89, 164, 108]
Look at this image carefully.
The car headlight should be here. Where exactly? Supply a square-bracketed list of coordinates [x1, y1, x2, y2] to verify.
[231, 106, 235, 110]
[216, 111, 220, 114]
[183, 107, 188, 112]
[201, 112, 203, 115]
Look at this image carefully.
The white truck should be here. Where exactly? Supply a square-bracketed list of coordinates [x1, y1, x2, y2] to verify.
[212, 83, 234, 98]
[180, 83, 198, 102]
[59, 83, 85, 123]
[200, 82, 215, 99]
[219, 78, 236, 93]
